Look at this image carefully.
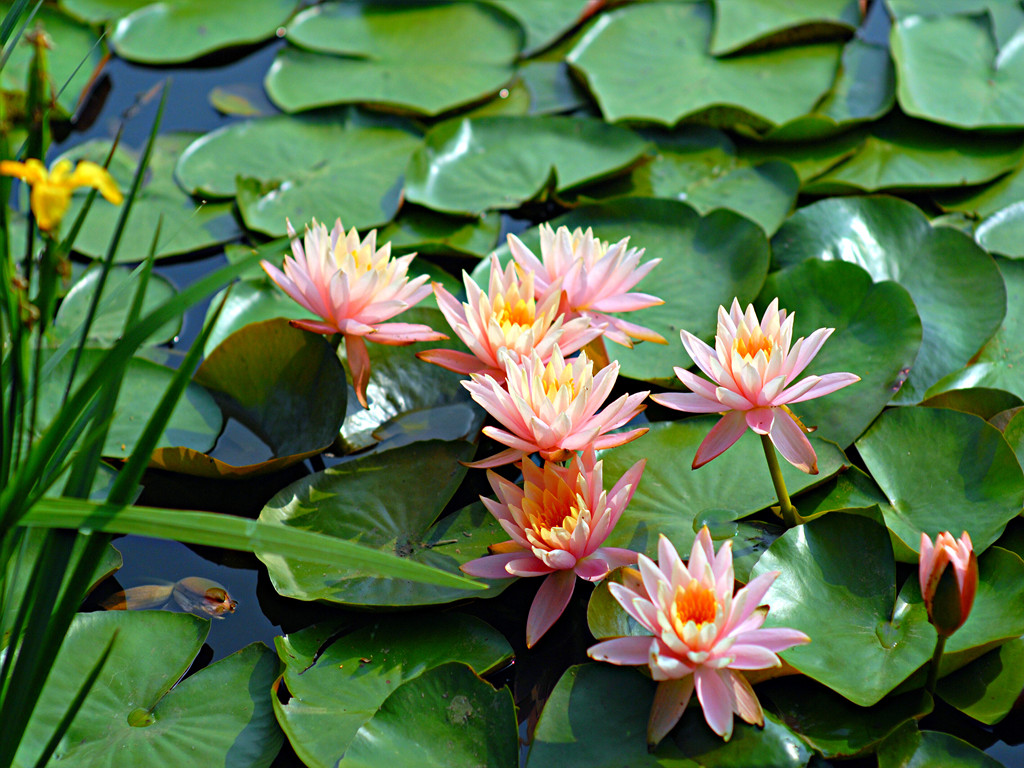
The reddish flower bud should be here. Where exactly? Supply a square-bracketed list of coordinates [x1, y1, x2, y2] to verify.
[919, 531, 978, 637]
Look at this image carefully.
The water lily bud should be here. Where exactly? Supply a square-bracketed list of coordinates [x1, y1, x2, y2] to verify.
[919, 531, 977, 637]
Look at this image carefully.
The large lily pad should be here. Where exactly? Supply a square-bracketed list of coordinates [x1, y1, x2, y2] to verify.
[267, 2, 520, 115]
[176, 110, 421, 238]
[201, 278, 317, 357]
[760, 259, 922, 447]
[404, 115, 648, 215]
[480, 0, 592, 55]
[13, 611, 281, 767]
[600, 418, 847, 559]
[892, 12, 1024, 128]
[878, 724, 1005, 768]
[55, 135, 241, 261]
[710, 0, 859, 55]
[379, 208, 501, 259]
[938, 637, 1024, 725]
[855, 407, 1024, 560]
[566, 2, 842, 131]
[751, 511, 935, 706]
[258, 440, 504, 606]
[274, 615, 512, 768]
[771, 195, 1006, 403]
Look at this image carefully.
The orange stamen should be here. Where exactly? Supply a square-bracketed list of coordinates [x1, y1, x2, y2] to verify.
[674, 579, 718, 627]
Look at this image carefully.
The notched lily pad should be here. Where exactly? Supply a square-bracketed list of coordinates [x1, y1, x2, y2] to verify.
[710, 0, 859, 55]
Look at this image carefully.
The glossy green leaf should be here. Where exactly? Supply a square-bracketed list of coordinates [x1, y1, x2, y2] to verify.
[710, 0, 859, 55]
[892, 12, 1024, 128]
[55, 135, 241, 261]
[379, 208, 501, 259]
[935, 156, 1024, 219]
[975, 201, 1024, 257]
[772, 196, 1006, 402]
[274, 615, 512, 768]
[1003, 407, 1024, 469]
[805, 114, 1024, 193]
[519, 60, 590, 115]
[567, 2, 841, 130]
[794, 466, 890, 519]
[267, 2, 519, 115]
[751, 511, 935, 706]
[600, 419, 847, 559]
[53, 265, 179, 347]
[480, 0, 591, 55]
[405, 115, 648, 215]
[855, 407, 1024, 559]
[878, 724, 1005, 768]
[761, 259, 922, 447]
[586, 567, 648, 642]
[737, 129, 864, 183]
[920, 387, 1023, 420]
[938, 637, 1024, 725]
[13, 611, 282, 767]
[258, 440, 496, 606]
[176, 110, 421, 237]
[666, 706, 812, 768]
[201, 278, 317, 357]
[342, 663, 517, 768]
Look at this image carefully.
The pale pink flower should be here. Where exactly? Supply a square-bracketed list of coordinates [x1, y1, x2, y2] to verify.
[507, 224, 667, 347]
[919, 531, 978, 637]
[462, 347, 649, 468]
[650, 298, 859, 473]
[588, 528, 809, 745]
[416, 254, 602, 383]
[461, 447, 644, 647]
[261, 218, 446, 408]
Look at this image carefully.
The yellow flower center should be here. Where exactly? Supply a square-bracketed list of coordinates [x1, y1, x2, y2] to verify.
[734, 333, 773, 361]
[493, 291, 536, 335]
[521, 480, 587, 549]
[674, 579, 718, 630]
[541, 359, 578, 402]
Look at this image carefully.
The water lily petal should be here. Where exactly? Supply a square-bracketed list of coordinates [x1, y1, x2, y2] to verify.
[526, 569, 576, 647]
[648, 676, 695, 747]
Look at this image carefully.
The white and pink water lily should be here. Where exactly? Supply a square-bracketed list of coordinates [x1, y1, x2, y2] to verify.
[507, 224, 666, 347]
[417, 254, 602, 383]
[588, 528, 809, 745]
[651, 298, 859, 473]
[462, 347, 649, 468]
[461, 447, 644, 647]
[261, 218, 446, 408]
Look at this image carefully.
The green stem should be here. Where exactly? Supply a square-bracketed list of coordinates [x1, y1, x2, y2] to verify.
[760, 434, 800, 527]
[926, 633, 947, 695]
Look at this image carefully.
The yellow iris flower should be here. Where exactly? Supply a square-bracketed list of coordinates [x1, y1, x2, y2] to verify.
[0, 158, 123, 232]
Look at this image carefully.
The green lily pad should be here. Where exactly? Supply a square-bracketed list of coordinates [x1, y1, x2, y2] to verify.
[600, 419, 847, 560]
[855, 407, 1024, 560]
[666, 706, 813, 768]
[379, 208, 501, 259]
[975, 202, 1024, 257]
[274, 614, 512, 768]
[34, 350, 222, 459]
[258, 440, 504, 606]
[710, 0, 859, 55]
[1, 2, 105, 116]
[935, 155, 1024, 219]
[104, 0, 296, 64]
[519, 60, 590, 115]
[737, 129, 865, 183]
[53, 265, 179, 347]
[1003, 407, 1024, 469]
[892, 12, 1024, 128]
[201, 278, 317, 357]
[804, 114, 1024, 194]
[794, 466, 890, 519]
[55, 135, 241, 261]
[13, 611, 281, 767]
[751, 511, 935, 706]
[176, 110, 421, 238]
[938, 637, 1024, 725]
[150, 319, 348, 479]
[480, 0, 591, 55]
[405, 115, 648, 215]
[760, 259, 922, 447]
[920, 387, 1024, 420]
[771, 195, 1006, 403]
[878, 724, 1005, 768]
[342, 663, 518, 768]
[267, 2, 519, 115]
[566, 2, 841, 131]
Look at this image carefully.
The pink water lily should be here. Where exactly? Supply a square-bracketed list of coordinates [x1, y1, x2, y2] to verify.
[462, 347, 649, 468]
[507, 224, 666, 347]
[461, 447, 644, 647]
[261, 218, 446, 408]
[919, 531, 977, 638]
[651, 298, 859, 473]
[588, 528, 809, 745]
[417, 254, 602, 383]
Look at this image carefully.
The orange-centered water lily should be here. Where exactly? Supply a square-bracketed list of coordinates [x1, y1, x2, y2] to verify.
[1, 158, 122, 232]
[462, 347, 649, 468]
[507, 224, 666, 347]
[651, 298, 859, 473]
[919, 531, 977, 638]
[461, 447, 644, 647]
[261, 218, 446, 408]
[417, 254, 601, 383]
[588, 528, 809, 745]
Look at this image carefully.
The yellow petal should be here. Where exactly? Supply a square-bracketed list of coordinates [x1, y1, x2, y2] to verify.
[69, 160, 123, 204]
[30, 184, 71, 232]
[0, 158, 47, 184]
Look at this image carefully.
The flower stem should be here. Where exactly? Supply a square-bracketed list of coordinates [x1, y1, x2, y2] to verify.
[926, 634, 947, 695]
[760, 434, 800, 527]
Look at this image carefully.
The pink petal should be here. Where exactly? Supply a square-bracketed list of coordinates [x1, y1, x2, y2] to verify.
[290, 319, 340, 335]
[584, 547, 639, 578]
[587, 635, 656, 666]
[345, 334, 372, 409]
[768, 411, 818, 474]
[744, 407, 775, 435]
[460, 551, 524, 579]
[693, 410, 748, 469]
[650, 392, 725, 414]
[780, 372, 861, 404]
[725, 644, 782, 670]
[527, 570, 576, 647]
[416, 349, 495, 378]
[507, 556, 554, 577]
[648, 676, 695, 747]
[784, 327, 833, 384]
[590, 292, 664, 313]
[463, 447, 527, 469]
[727, 669, 764, 727]
[734, 627, 810, 653]
[695, 667, 734, 740]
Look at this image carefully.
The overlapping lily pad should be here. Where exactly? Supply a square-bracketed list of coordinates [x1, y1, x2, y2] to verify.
[938, 637, 1024, 725]
[274, 614, 513, 768]
[55, 135, 241, 261]
[405, 115, 648, 215]
[878, 724, 1004, 768]
[710, 0, 859, 55]
[267, 2, 520, 115]
[13, 611, 281, 767]
[772, 196, 1006, 403]
[481, 0, 591, 55]
[379, 208, 501, 259]
[176, 110, 421, 237]
[856, 407, 1024, 559]
[567, 2, 842, 130]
